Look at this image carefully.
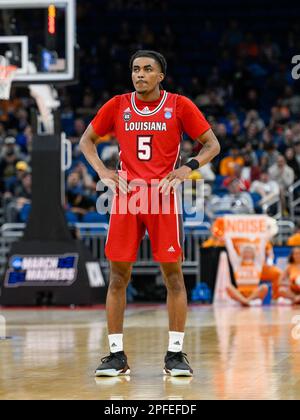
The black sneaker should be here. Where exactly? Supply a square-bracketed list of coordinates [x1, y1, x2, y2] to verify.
[164, 351, 193, 377]
[95, 351, 130, 377]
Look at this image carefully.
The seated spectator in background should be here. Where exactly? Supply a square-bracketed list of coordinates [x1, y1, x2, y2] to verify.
[100, 136, 119, 165]
[214, 123, 231, 152]
[287, 224, 300, 247]
[14, 108, 29, 132]
[242, 88, 260, 110]
[0, 137, 22, 190]
[277, 153, 296, 181]
[225, 239, 269, 307]
[278, 247, 300, 304]
[282, 86, 300, 117]
[4, 161, 31, 198]
[10, 172, 32, 222]
[76, 89, 96, 121]
[243, 142, 258, 166]
[285, 147, 300, 180]
[72, 161, 94, 191]
[240, 123, 261, 150]
[220, 145, 244, 177]
[250, 172, 280, 207]
[0, 90, 22, 123]
[15, 171, 32, 202]
[223, 164, 251, 191]
[241, 154, 260, 182]
[197, 162, 216, 182]
[270, 100, 291, 128]
[269, 155, 295, 213]
[2, 161, 32, 222]
[0, 135, 23, 160]
[293, 141, 300, 175]
[262, 142, 280, 168]
[70, 118, 87, 145]
[260, 33, 281, 63]
[283, 127, 295, 148]
[195, 88, 224, 116]
[183, 168, 213, 205]
[243, 110, 265, 132]
[66, 171, 95, 217]
[0, 122, 7, 142]
[259, 154, 270, 173]
[207, 177, 254, 217]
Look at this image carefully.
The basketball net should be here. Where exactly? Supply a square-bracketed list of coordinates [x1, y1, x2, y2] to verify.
[29, 84, 60, 134]
[0, 55, 17, 100]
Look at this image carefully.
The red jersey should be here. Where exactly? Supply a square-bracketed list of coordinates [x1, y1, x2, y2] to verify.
[91, 90, 210, 183]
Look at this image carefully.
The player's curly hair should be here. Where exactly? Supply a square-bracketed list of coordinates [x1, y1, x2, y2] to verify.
[129, 50, 167, 75]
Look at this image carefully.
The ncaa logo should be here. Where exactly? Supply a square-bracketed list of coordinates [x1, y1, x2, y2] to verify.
[164, 111, 172, 120]
[11, 256, 23, 270]
[123, 112, 132, 122]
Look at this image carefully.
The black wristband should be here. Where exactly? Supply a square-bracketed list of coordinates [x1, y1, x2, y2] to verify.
[184, 159, 200, 171]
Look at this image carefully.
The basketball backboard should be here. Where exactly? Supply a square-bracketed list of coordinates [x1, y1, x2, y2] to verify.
[0, 0, 76, 84]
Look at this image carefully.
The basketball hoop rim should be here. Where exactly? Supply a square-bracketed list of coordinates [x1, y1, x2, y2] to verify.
[0, 64, 18, 99]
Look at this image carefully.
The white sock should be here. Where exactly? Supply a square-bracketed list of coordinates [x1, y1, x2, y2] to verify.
[168, 331, 185, 352]
[108, 334, 123, 353]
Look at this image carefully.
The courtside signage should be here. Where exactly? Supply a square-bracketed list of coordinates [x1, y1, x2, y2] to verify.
[4, 254, 79, 287]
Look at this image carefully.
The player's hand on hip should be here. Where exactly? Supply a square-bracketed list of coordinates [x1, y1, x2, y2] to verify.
[158, 166, 192, 195]
[98, 169, 130, 194]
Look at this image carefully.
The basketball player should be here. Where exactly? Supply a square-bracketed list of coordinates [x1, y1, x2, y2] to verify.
[80, 50, 220, 377]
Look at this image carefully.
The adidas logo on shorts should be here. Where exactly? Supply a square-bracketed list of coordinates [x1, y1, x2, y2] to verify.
[168, 246, 176, 252]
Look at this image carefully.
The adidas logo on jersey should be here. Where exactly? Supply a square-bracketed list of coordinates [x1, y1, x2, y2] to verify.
[168, 246, 176, 252]
[173, 341, 181, 346]
[124, 107, 131, 113]
[141, 106, 150, 114]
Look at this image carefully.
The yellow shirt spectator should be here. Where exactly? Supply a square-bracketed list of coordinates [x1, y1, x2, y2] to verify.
[220, 156, 244, 177]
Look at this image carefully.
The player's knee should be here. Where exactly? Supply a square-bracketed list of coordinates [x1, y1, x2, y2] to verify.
[165, 272, 185, 293]
[109, 265, 131, 292]
[109, 274, 128, 292]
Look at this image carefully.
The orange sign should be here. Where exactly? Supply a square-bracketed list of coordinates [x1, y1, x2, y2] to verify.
[212, 215, 277, 239]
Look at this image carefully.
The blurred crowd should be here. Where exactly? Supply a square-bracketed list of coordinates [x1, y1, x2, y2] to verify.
[0, 0, 300, 231]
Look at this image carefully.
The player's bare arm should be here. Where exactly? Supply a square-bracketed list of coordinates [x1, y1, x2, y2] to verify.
[159, 128, 220, 194]
[79, 124, 129, 194]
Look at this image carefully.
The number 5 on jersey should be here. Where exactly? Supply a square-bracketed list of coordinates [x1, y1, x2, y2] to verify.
[137, 135, 153, 161]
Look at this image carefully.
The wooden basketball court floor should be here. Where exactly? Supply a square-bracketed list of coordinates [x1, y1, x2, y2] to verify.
[1, 304, 300, 400]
